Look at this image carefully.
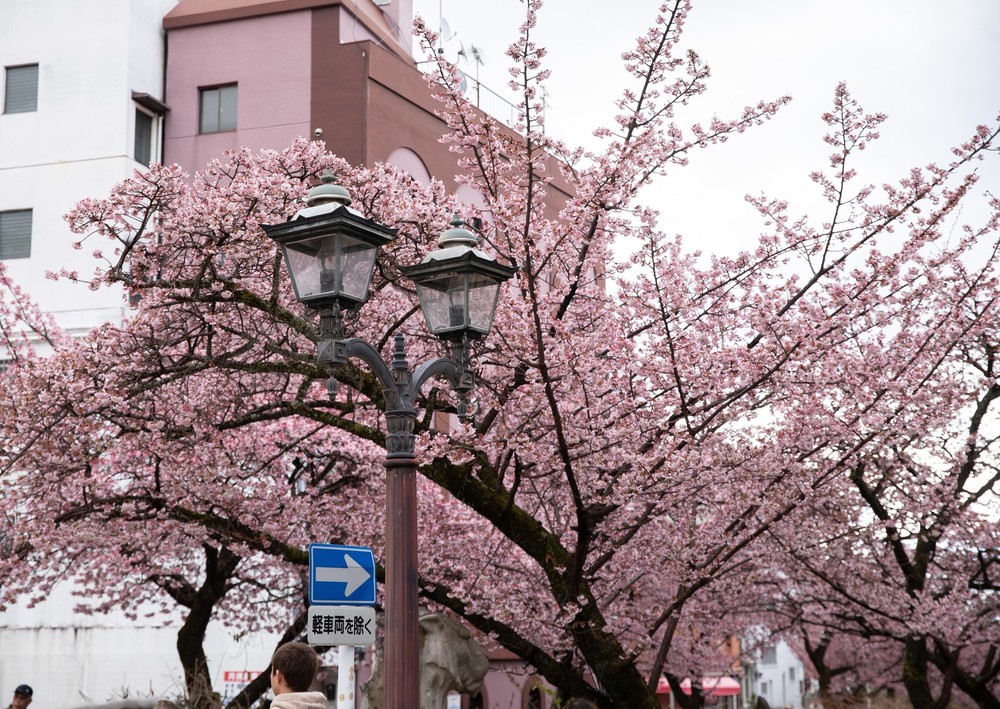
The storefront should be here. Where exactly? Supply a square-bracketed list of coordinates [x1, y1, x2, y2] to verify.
[657, 675, 742, 708]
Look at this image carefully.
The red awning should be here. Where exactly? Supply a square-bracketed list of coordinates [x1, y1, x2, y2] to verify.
[656, 676, 741, 696]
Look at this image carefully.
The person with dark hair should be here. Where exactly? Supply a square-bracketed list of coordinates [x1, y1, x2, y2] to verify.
[6, 686, 32, 709]
[565, 699, 597, 709]
[269, 642, 326, 709]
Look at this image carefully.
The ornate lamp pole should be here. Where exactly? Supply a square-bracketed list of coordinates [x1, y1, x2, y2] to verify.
[264, 183, 515, 709]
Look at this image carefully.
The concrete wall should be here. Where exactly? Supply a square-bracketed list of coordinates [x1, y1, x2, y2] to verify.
[0, 581, 280, 708]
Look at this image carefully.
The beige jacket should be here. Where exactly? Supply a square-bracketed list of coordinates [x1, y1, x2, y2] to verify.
[270, 691, 327, 709]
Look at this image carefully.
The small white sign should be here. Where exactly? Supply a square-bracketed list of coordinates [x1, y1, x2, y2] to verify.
[307, 605, 376, 646]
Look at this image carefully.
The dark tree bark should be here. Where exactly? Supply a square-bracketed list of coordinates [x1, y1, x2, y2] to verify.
[800, 632, 850, 703]
[153, 544, 241, 709]
[901, 636, 950, 709]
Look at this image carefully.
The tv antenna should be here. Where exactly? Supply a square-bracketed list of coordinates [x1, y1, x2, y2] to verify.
[468, 45, 484, 106]
[437, 0, 457, 54]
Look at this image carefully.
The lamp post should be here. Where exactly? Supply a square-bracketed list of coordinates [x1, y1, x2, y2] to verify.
[263, 182, 515, 709]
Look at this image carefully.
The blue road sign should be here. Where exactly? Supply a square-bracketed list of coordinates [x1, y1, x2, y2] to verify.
[309, 544, 377, 606]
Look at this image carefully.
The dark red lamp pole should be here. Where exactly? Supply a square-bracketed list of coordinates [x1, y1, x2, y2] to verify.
[265, 189, 514, 709]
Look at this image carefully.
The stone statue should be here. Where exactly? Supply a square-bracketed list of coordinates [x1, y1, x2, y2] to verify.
[361, 611, 489, 709]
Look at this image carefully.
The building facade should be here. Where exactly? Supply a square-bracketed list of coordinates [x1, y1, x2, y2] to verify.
[0, 0, 177, 342]
[752, 640, 807, 709]
[160, 0, 512, 210]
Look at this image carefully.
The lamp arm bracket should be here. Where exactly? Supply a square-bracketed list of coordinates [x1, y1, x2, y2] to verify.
[411, 357, 462, 395]
[412, 352, 477, 425]
[333, 334, 478, 426]
[334, 338, 396, 393]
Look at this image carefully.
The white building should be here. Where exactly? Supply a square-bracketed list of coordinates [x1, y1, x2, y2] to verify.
[752, 640, 807, 709]
[0, 584, 278, 708]
[0, 0, 176, 341]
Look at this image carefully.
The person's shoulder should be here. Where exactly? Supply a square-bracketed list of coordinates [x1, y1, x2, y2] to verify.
[270, 691, 327, 709]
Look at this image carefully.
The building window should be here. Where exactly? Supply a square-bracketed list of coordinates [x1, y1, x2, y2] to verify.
[0, 210, 31, 259]
[135, 109, 153, 165]
[4, 64, 38, 114]
[131, 91, 168, 165]
[199, 84, 237, 133]
[761, 646, 777, 665]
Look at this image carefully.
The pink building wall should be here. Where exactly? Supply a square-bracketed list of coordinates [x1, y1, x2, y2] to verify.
[164, 10, 313, 171]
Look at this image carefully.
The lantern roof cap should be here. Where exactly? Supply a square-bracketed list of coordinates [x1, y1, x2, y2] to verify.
[293, 175, 363, 220]
[418, 214, 501, 266]
[437, 214, 479, 249]
[306, 181, 351, 206]
[402, 215, 516, 286]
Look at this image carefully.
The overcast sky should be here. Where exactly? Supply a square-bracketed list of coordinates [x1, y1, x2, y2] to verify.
[410, 0, 1000, 256]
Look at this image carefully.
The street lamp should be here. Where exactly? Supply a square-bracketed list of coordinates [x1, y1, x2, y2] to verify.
[263, 182, 515, 709]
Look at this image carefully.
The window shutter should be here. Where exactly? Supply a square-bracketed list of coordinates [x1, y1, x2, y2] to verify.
[0, 210, 32, 259]
[4, 65, 38, 114]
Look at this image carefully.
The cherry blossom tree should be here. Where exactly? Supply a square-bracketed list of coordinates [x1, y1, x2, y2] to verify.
[0, 302, 380, 707]
[1, 1, 999, 708]
[741, 83, 1000, 701]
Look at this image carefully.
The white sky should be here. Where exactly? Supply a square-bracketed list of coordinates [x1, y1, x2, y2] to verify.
[411, 0, 1000, 256]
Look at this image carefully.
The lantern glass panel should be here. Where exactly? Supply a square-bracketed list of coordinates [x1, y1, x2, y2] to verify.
[338, 233, 378, 302]
[415, 271, 502, 336]
[415, 272, 467, 334]
[282, 237, 327, 302]
[467, 272, 502, 332]
[282, 232, 377, 305]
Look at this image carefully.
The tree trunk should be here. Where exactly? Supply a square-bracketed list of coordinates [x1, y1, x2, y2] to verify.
[802, 636, 838, 705]
[176, 545, 241, 709]
[901, 636, 944, 709]
[569, 618, 660, 708]
[665, 676, 704, 709]
[586, 665, 660, 709]
[177, 616, 218, 709]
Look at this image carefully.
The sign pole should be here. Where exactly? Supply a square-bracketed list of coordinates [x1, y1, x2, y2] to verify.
[336, 645, 355, 709]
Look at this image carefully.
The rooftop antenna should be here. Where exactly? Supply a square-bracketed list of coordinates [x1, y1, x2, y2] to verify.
[456, 41, 469, 95]
[440, 17, 456, 41]
[437, 1, 456, 55]
[468, 45, 484, 106]
[540, 85, 549, 134]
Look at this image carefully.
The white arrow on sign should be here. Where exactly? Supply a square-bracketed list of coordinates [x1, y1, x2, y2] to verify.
[315, 553, 371, 596]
